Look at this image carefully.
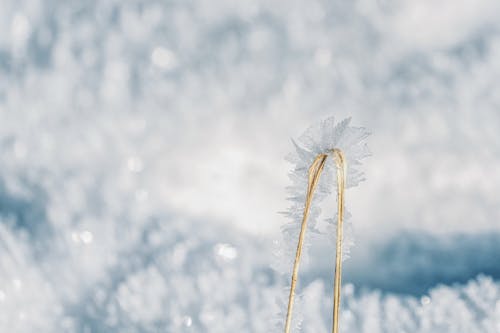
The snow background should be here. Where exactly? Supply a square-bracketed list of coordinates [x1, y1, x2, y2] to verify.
[0, 0, 499, 332]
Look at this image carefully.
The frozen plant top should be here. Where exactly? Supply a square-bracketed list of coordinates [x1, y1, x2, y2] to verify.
[286, 117, 371, 191]
[279, 117, 371, 271]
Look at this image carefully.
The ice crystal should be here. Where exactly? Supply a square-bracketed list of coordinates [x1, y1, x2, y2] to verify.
[297, 276, 500, 333]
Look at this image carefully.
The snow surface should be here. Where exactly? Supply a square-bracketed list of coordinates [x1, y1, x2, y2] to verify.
[1, 0, 500, 332]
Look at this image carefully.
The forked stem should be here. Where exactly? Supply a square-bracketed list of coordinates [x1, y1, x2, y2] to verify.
[284, 149, 346, 333]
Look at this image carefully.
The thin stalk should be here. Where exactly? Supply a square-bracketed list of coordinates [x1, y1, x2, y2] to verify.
[284, 153, 328, 333]
[331, 148, 346, 333]
[283, 149, 346, 333]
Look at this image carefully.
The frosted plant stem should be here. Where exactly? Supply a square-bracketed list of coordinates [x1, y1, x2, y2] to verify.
[284, 149, 347, 333]
[284, 153, 328, 333]
[331, 148, 346, 333]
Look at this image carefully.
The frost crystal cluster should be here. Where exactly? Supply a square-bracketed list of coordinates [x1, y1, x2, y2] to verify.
[287, 276, 500, 333]
[275, 117, 370, 331]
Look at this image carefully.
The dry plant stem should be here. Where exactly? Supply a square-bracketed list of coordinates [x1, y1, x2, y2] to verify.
[284, 153, 328, 333]
[283, 149, 346, 333]
[331, 148, 346, 333]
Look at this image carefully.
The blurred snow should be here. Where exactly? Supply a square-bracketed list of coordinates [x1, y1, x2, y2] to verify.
[0, 0, 500, 332]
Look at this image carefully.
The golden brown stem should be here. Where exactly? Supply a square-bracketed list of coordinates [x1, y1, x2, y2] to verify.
[284, 153, 328, 333]
[284, 149, 346, 333]
[331, 148, 346, 333]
